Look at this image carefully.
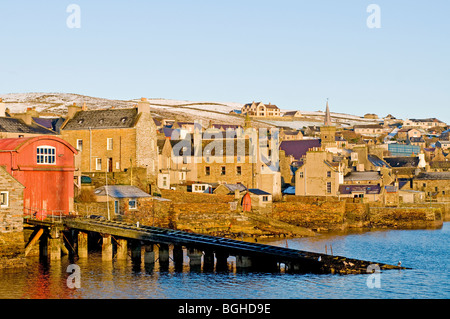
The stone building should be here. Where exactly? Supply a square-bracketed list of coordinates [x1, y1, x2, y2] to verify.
[403, 118, 447, 129]
[295, 149, 345, 196]
[279, 128, 303, 141]
[157, 138, 197, 189]
[353, 124, 384, 136]
[60, 98, 158, 186]
[0, 166, 25, 269]
[241, 102, 281, 117]
[93, 185, 156, 216]
[0, 99, 56, 138]
[412, 172, 450, 200]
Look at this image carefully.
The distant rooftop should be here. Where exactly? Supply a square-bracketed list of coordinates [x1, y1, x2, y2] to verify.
[344, 171, 382, 182]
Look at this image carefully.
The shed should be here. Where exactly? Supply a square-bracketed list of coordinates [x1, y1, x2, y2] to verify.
[248, 189, 272, 207]
[213, 183, 247, 195]
[94, 185, 170, 215]
[0, 136, 77, 218]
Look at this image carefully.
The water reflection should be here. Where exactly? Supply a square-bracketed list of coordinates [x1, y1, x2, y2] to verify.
[0, 223, 449, 299]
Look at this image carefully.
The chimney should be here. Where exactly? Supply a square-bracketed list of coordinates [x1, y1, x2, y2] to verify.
[0, 98, 5, 117]
[137, 97, 150, 114]
[67, 102, 82, 119]
[82, 102, 87, 111]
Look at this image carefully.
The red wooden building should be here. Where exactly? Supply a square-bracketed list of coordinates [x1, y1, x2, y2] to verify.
[0, 136, 77, 219]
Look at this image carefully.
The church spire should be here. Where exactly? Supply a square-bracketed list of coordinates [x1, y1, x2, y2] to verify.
[324, 99, 332, 126]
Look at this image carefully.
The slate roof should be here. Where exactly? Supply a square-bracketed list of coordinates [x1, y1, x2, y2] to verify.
[63, 108, 139, 130]
[415, 172, 450, 180]
[384, 156, 419, 168]
[368, 154, 391, 168]
[429, 161, 450, 169]
[0, 117, 56, 134]
[33, 117, 65, 133]
[339, 184, 381, 195]
[344, 171, 382, 182]
[94, 185, 152, 198]
[279, 139, 321, 160]
[248, 188, 271, 195]
[215, 183, 247, 194]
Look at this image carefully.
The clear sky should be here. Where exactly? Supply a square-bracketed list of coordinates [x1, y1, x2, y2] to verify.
[1, 0, 449, 123]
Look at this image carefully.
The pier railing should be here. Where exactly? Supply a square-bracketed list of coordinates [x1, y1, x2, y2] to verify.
[23, 207, 70, 223]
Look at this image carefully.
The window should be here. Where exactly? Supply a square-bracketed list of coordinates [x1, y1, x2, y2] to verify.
[76, 139, 83, 151]
[107, 138, 113, 150]
[262, 195, 268, 202]
[327, 171, 331, 178]
[205, 166, 210, 176]
[299, 172, 304, 178]
[96, 158, 102, 170]
[128, 199, 137, 210]
[162, 176, 167, 187]
[221, 166, 226, 175]
[236, 166, 242, 176]
[179, 171, 186, 181]
[37, 146, 56, 164]
[326, 182, 332, 194]
[0, 191, 8, 208]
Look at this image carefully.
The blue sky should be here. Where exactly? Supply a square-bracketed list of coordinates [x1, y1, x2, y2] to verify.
[0, 0, 449, 123]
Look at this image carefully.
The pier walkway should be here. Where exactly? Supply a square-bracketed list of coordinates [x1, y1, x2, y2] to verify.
[24, 217, 407, 274]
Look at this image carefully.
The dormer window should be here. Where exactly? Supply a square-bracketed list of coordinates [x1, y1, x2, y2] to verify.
[37, 146, 56, 164]
[78, 119, 84, 124]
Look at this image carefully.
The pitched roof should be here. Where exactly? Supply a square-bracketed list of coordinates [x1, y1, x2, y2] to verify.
[384, 156, 419, 168]
[214, 183, 247, 194]
[368, 154, 390, 168]
[344, 171, 382, 182]
[248, 188, 271, 195]
[415, 172, 450, 180]
[0, 117, 56, 135]
[94, 185, 152, 198]
[279, 139, 321, 160]
[339, 184, 381, 195]
[62, 108, 139, 130]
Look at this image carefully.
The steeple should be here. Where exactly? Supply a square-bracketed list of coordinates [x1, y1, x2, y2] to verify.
[324, 99, 332, 126]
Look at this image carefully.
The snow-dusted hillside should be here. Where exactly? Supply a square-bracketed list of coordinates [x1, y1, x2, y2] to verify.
[0, 92, 379, 128]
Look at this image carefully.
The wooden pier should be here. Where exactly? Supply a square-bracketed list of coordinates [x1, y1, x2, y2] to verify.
[24, 217, 408, 274]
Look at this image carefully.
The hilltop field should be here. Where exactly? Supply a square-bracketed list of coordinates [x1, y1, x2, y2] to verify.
[0, 92, 379, 129]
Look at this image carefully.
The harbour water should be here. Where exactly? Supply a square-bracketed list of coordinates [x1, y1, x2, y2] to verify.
[0, 223, 449, 299]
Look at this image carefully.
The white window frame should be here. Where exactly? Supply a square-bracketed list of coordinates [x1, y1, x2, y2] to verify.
[128, 199, 137, 210]
[96, 158, 102, 170]
[107, 138, 113, 150]
[37, 146, 56, 165]
[0, 191, 9, 208]
[76, 139, 83, 151]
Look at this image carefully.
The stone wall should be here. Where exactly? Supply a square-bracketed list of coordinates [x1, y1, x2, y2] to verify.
[271, 200, 346, 231]
[0, 168, 25, 268]
[271, 196, 444, 232]
[368, 206, 443, 229]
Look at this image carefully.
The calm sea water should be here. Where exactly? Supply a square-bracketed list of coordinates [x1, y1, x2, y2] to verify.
[0, 223, 449, 299]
